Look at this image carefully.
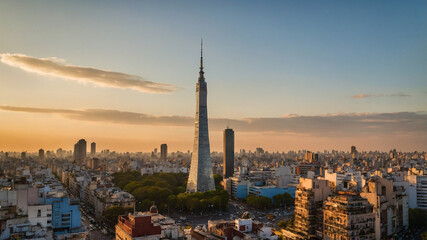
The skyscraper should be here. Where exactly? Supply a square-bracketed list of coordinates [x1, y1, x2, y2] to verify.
[91, 142, 96, 155]
[187, 41, 215, 193]
[223, 127, 234, 178]
[160, 144, 167, 161]
[38, 149, 44, 161]
[74, 139, 87, 165]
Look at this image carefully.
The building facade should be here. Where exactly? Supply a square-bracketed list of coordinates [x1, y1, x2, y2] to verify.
[91, 142, 96, 155]
[293, 178, 331, 239]
[160, 144, 167, 161]
[323, 192, 375, 240]
[187, 43, 215, 193]
[223, 128, 235, 178]
[74, 139, 87, 165]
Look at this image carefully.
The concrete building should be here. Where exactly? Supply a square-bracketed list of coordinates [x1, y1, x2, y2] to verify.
[38, 149, 45, 161]
[91, 142, 96, 155]
[74, 139, 87, 165]
[323, 191, 375, 240]
[160, 144, 167, 161]
[94, 188, 135, 220]
[360, 177, 409, 239]
[292, 178, 331, 239]
[249, 186, 296, 199]
[187, 42, 215, 193]
[27, 204, 52, 228]
[223, 128, 235, 178]
[115, 205, 182, 240]
[45, 197, 82, 234]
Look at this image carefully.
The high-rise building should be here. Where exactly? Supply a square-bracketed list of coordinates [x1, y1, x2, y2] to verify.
[351, 146, 357, 154]
[74, 139, 87, 165]
[160, 144, 167, 161]
[360, 177, 409, 239]
[187, 41, 215, 193]
[21, 152, 26, 160]
[39, 148, 45, 161]
[293, 178, 331, 239]
[323, 192, 375, 240]
[91, 142, 96, 155]
[223, 128, 234, 178]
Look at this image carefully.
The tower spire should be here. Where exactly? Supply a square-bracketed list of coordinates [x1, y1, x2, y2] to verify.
[199, 38, 205, 81]
[200, 38, 203, 69]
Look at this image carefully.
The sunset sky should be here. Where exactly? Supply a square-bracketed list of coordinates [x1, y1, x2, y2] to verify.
[0, 1, 426, 152]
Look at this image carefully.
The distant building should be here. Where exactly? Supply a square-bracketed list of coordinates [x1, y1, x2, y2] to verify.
[304, 151, 314, 162]
[187, 42, 215, 193]
[223, 128, 234, 178]
[249, 185, 296, 199]
[38, 149, 45, 161]
[21, 152, 26, 160]
[351, 146, 357, 154]
[74, 139, 87, 165]
[89, 158, 99, 169]
[91, 142, 96, 155]
[160, 144, 167, 161]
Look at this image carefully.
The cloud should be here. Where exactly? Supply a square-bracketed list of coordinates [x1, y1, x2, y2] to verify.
[352, 93, 411, 99]
[1, 105, 426, 137]
[0, 53, 176, 93]
[390, 93, 411, 97]
[352, 94, 376, 99]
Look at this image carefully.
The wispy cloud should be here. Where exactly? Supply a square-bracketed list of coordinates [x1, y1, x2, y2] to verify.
[1, 105, 425, 137]
[352, 94, 378, 99]
[0, 53, 177, 93]
[390, 93, 411, 97]
[352, 93, 411, 99]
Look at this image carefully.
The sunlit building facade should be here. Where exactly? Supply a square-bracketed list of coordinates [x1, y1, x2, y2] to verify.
[187, 42, 215, 193]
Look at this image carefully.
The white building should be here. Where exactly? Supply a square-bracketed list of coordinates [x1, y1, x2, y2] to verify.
[28, 204, 52, 228]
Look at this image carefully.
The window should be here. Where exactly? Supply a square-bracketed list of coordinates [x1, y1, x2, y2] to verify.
[37, 209, 41, 217]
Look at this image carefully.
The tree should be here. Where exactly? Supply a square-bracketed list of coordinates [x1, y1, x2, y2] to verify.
[278, 220, 287, 229]
[283, 193, 294, 207]
[137, 199, 152, 212]
[409, 208, 427, 228]
[273, 194, 284, 207]
[213, 174, 223, 190]
[246, 195, 272, 209]
[103, 206, 133, 228]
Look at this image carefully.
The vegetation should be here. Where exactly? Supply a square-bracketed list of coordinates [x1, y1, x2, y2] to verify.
[409, 208, 427, 229]
[103, 206, 133, 228]
[111, 171, 228, 214]
[272, 193, 294, 208]
[277, 213, 295, 230]
[246, 195, 272, 209]
[213, 174, 223, 190]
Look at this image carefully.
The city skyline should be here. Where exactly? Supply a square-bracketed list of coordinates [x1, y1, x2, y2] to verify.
[0, 1, 426, 152]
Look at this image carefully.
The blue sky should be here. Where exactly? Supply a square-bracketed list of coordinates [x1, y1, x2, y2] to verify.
[0, 1, 426, 151]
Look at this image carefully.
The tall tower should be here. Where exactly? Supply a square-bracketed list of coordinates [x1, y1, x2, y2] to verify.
[74, 139, 87, 165]
[91, 142, 96, 155]
[160, 144, 167, 161]
[187, 41, 215, 192]
[223, 127, 234, 178]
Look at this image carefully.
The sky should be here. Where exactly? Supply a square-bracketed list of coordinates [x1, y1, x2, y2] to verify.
[0, 1, 426, 153]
